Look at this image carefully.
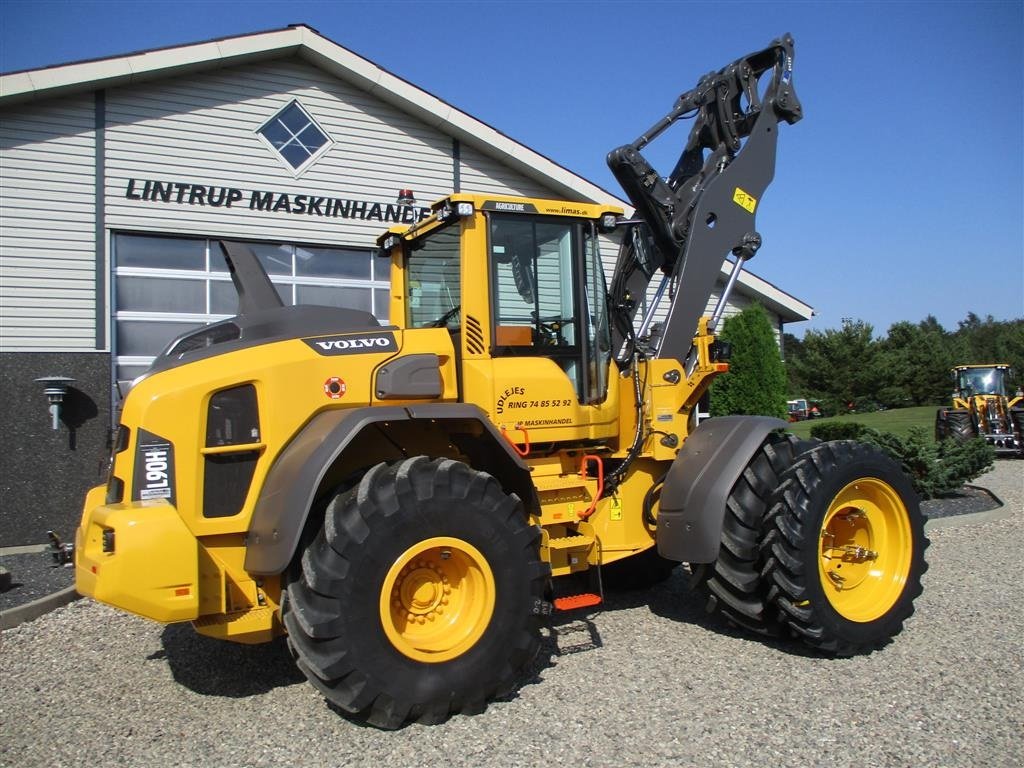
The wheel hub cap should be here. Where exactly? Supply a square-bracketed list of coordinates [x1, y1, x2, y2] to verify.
[380, 537, 495, 663]
[394, 562, 452, 621]
[818, 479, 913, 622]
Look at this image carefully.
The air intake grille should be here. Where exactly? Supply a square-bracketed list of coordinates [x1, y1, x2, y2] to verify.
[203, 384, 260, 518]
[465, 315, 485, 354]
[204, 452, 259, 518]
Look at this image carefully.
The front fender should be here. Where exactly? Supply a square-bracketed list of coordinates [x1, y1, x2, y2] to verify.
[656, 415, 787, 563]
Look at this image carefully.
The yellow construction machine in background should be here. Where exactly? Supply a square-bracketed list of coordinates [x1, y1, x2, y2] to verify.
[936, 364, 1023, 456]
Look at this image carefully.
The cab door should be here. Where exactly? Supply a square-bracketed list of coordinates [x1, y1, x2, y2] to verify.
[475, 214, 618, 443]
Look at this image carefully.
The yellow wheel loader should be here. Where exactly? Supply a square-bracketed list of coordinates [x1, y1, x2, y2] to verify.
[75, 36, 928, 728]
[935, 364, 1024, 456]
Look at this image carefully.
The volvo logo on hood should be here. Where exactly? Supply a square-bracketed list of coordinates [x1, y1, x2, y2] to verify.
[303, 332, 398, 356]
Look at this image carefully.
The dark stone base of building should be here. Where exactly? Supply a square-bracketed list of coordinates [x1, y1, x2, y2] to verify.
[0, 352, 112, 547]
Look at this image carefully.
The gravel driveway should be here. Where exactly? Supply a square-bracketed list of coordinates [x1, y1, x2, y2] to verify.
[2, 461, 1021, 768]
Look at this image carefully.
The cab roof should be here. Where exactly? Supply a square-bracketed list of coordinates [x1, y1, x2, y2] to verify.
[376, 192, 624, 249]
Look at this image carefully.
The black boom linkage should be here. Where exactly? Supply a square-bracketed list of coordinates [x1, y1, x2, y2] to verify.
[607, 34, 802, 363]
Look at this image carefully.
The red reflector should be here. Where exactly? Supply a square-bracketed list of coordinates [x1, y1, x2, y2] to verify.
[174, 587, 191, 597]
[714, 363, 730, 371]
[91, 566, 97, 574]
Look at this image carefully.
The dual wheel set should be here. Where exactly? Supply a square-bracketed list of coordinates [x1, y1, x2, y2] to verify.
[282, 440, 927, 729]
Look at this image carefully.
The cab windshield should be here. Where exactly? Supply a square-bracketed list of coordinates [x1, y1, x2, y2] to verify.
[401, 211, 613, 405]
[957, 367, 1006, 397]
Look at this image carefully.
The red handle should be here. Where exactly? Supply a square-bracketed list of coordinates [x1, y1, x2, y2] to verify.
[578, 454, 604, 519]
[500, 424, 530, 457]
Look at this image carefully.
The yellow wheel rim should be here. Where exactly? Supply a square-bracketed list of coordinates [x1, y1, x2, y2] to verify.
[379, 537, 495, 663]
[818, 478, 913, 622]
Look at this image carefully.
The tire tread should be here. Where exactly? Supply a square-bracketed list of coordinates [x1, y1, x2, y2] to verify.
[691, 434, 814, 634]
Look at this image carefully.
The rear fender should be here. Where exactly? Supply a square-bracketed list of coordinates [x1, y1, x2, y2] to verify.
[656, 415, 787, 563]
[243, 404, 535, 575]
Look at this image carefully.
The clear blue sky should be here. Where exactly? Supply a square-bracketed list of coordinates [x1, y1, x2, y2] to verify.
[2, 0, 1021, 336]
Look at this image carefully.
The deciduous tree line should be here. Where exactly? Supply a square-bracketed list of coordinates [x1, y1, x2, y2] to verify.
[709, 306, 1024, 418]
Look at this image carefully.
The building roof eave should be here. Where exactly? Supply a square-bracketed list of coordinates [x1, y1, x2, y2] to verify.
[723, 261, 815, 322]
[1, 29, 303, 105]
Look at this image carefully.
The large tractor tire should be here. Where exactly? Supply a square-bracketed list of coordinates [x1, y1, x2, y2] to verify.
[934, 409, 949, 441]
[944, 409, 976, 443]
[762, 441, 928, 655]
[1011, 408, 1024, 456]
[689, 433, 815, 635]
[283, 456, 548, 729]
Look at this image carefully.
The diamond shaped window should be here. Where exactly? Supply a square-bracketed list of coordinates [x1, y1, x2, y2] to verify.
[257, 101, 332, 173]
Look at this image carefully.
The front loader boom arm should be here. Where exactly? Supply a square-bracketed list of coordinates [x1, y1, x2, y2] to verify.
[608, 34, 802, 362]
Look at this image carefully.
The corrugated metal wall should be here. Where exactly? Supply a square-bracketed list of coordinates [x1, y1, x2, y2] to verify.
[459, 143, 554, 199]
[1, 57, 591, 353]
[0, 95, 98, 351]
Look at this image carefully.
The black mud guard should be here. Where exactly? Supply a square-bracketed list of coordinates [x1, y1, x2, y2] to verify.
[656, 415, 787, 563]
[243, 403, 534, 575]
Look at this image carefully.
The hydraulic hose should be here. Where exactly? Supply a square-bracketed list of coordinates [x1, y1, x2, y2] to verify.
[605, 353, 646, 494]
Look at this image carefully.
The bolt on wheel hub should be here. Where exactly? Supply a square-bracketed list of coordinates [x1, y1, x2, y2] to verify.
[393, 562, 453, 622]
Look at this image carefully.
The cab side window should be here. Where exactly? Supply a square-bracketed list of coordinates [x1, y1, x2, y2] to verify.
[406, 226, 461, 329]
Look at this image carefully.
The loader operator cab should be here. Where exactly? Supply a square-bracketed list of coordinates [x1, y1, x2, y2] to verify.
[381, 194, 621, 440]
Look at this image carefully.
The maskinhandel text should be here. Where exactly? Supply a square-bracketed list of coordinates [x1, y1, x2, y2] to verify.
[125, 178, 431, 223]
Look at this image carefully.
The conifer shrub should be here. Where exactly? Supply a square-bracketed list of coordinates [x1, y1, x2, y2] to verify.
[806, 424, 993, 498]
[861, 427, 995, 499]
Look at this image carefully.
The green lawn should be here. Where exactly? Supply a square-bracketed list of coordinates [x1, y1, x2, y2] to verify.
[786, 405, 940, 440]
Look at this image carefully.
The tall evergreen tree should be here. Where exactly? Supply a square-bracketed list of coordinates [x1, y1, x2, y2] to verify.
[784, 313, 1022, 412]
[951, 314, 1024, 386]
[782, 331, 805, 395]
[787, 318, 881, 414]
[879, 316, 954, 406]
[709, 303, 787, 418]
